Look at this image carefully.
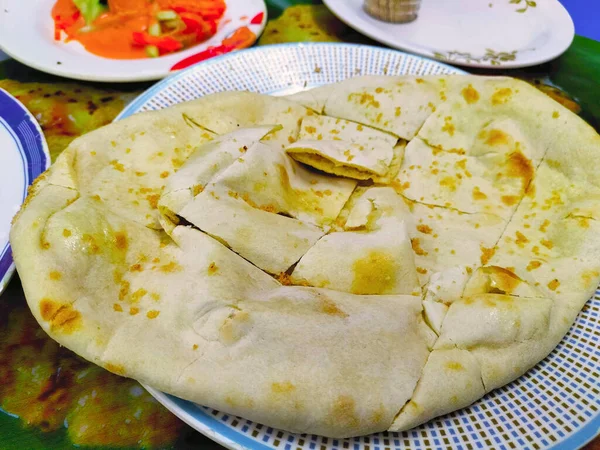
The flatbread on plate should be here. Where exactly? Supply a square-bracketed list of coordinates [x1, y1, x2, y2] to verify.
[11, 77, 600, 438]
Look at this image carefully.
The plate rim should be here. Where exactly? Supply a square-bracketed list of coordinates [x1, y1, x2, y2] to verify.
[0, 0, 267, 83]
[117, 41, 467, 120]
[321, 0, 575, 69]
[116, 43, 599, 450]
[0, 88, 50, 294]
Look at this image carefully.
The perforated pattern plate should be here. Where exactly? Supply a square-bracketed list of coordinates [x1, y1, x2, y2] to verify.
[120, 43, 600, 450]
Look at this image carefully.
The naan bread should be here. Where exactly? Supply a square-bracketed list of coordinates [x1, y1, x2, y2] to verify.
[286, 115, 398, 180]
[291, 187, 420, 295]
[158, 125, 276, 231]
[11, 77, 600, 438]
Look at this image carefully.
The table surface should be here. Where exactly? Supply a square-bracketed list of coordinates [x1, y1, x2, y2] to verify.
[0, 1, 599, 449]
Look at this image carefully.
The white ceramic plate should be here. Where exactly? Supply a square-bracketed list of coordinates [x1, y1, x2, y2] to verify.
[322, 0, 574, 69]
[118, 43, 600, 450]
[0, 89, 50, 295]
[0, 0, 266, 82]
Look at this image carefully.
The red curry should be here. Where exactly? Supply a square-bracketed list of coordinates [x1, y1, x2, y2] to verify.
[52, 0, 226, 59]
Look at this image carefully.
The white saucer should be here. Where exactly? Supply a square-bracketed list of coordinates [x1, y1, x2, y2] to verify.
[0, 0, 266, 82]
[0, 89, 50, 294]
[323, 0, 574, 69]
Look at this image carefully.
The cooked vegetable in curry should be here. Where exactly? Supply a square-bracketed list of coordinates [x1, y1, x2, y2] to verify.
[52, 0, 226, 59]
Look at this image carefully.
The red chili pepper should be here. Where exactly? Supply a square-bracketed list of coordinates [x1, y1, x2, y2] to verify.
[221, 27, 256, 49]
[250, 12, 264, 25]
[171, 5, 224, 20]
[170, 26, 256, 71]
[132, 32, 183, 53]
[180, 13, 217, 40]
[170, 44, 228, 70]
[53, 10, 80, 40]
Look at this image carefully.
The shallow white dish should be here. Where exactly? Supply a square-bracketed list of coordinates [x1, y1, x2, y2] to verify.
[0, 0, 266, 82]
[322, 0, 574, 69]
[0, 89, 50, 294]
[118, 43, 600, 450]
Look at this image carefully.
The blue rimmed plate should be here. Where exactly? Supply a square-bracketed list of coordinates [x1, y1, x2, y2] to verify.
[0, 89, 50, 294]
[117, 43, 600, 450]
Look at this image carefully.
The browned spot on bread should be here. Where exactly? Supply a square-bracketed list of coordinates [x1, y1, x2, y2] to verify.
[129, 307, 140, 315]
[225, 395, 254, 408]
[441, 116, 455, 136]
[192, 184, 204, 196]
[62, 228, 72, 237]
[39, 299, 81, 334]
[538, 219, 551, 233]
[390, 180, 410, 194]
[130, 288, 147, 303]
[480, 246, 496, 265]
[147, 310, 160, 319]
[49, 271, 62, 281]
[491, 88, 513, 105]
[462, 84, 480, 104]
[455, 159, 467, 171]
[129, 263, 143, 272]
[113, 303, 123, 312]
[114, 231, 128, 251]
[416, 267, 428, 274]
[472, 186, 488, 200]
[320, 298, 348, 318]
[582, 270, 600, 289]
[526, 260, 542, 271]
[119, 280, 130, 301]
[411, 238, 428, 256]
[445, 361, 465, 371]
[146, 194, 160, 209]
[417, 224, 433, 234]
[515, 231, 529, 247]
[352, 250, 398, 295]
[106, 363, 125, 375]
[501, 195, 519, 206]
[271, 382, 296, 394]
[208, 262, 219, 275]
[328, 395, 360, 430]
[547, 279, 560, 291]
[172, 157, 185, 169]
[348, 92, 380, 108]
[506, 150, 534, 190]
[160, 171, 170, 178]
[109, 159, 125, 172]
[540, 239, 554, 249]
[440, 176, 457, 191]
[156, 261, 182, 273]
[485, 129, 509, 146]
